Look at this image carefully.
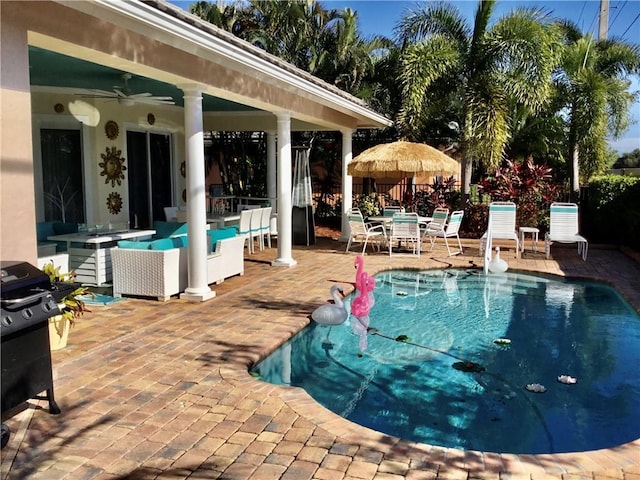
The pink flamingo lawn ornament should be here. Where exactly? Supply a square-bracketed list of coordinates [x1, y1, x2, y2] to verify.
[351, 256, 376, 351]
[354, 255, 375, 308]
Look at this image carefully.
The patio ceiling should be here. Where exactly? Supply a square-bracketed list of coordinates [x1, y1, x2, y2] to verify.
[28, 46, 257, 113]
[19, 0, 392, 133]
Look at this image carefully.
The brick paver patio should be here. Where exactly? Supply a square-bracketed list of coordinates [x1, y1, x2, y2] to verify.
[1, 235, 639, 480]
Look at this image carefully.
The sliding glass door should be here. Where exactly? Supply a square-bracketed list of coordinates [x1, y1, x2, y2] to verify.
[126, 131, 173, 229]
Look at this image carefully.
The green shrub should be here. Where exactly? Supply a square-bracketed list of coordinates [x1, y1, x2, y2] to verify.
[586, 175, 640, 249]
[353, 193, 382, 217]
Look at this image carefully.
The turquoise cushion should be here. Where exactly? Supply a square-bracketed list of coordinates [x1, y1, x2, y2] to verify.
[152, 221, 187, 239]
[207, 227, 237, 252]
[37, 222, 76, 253]
[170, 223, 188, 236]
[36, 222, 56, 243]
[150, 238, 177, 250]
[117, 240, 151, 250]
[54, 223, 78, 235]
[172, 236, 188, 248]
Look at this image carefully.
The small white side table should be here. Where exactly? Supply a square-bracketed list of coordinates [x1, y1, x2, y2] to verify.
[519, 226, 540, 252]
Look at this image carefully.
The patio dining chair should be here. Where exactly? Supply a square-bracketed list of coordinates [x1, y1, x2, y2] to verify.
[383, 206, 404, 217]
[479, 201, 519, 258]
[345, 207, 387, 254]
[389, 212, 421, 257]
[237, 209, 254, 254]
[545, 202, 588, 260]
[426, 210, 464, 256]
[260, 206, 273, 249]
[250, 208, 263, 251]
[421, 207, 449, 241]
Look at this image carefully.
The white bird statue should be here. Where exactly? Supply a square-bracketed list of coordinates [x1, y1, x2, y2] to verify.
[311, 285, 349, 325]
[488, 246, 508, 274]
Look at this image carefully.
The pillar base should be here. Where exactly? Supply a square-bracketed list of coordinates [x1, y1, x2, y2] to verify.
[272, 257, 297, 267]
[180, 288, 216, 302]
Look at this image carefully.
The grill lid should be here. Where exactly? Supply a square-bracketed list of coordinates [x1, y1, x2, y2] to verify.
[1, 261, 52, 297]
[1, 261, 59, 337]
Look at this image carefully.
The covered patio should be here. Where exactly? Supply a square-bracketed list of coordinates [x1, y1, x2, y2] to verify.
[2, 238, 640, 479]
[0, 0, 391, 301]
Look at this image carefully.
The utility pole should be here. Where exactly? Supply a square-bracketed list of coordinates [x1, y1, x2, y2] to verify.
[599, 0, 609, 40]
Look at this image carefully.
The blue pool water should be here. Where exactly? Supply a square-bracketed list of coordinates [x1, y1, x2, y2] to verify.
[252, 269, 640, 454]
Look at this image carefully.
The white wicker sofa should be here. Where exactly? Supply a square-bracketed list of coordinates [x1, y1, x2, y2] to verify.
[111, 229, 245, 301]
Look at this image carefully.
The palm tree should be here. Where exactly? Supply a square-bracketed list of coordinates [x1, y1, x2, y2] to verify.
[189, 1, 250, 36]
[554, 23, 640, 196]
[241, 0, 337, 71]
[397, 0, 562, 197]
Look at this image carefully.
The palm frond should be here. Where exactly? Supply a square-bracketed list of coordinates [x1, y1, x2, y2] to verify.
[398, 36, 461, 134]
[395, 2, 470, 50]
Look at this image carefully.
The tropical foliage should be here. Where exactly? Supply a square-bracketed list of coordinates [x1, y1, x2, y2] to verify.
[478, 158, 559, 230]
[554, 23, 640, 195]
[612, 148, 640, 168]
[586, 175, 640, 248]
[188, 0, 640, 238]
[397, 1, 564, 195]
[41, 262, 91, 324]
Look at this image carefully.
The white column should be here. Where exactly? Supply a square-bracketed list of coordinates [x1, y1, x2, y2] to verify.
[272, 113, 296, 267]
[180, 86, 215, 301]
[266, 130, 277, 211]
[340, 129, 353, 241]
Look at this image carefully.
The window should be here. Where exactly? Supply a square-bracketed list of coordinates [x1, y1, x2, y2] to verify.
[40, 128, 85, 223]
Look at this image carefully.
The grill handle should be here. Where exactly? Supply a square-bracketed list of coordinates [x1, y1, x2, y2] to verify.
[1, 289, 52, 307]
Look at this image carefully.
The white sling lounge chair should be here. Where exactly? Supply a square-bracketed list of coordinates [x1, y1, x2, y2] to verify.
[545, 202, 588, 260]
[479, 201, 519, 258]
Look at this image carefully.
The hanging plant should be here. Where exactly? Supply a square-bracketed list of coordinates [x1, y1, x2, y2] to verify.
[99, 146, 127, 187]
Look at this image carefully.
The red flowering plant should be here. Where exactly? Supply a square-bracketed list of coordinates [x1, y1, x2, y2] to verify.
[411, 175, 460, 216]
[478, 158, 559, 233]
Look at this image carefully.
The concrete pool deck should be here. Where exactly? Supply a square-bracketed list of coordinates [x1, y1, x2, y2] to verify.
[2, 237, 639, 480]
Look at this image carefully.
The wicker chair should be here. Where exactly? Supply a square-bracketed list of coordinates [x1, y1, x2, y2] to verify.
[111, 246, 188, 302]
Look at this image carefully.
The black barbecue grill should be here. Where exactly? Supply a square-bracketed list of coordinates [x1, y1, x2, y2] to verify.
[1, 261, 63, 448]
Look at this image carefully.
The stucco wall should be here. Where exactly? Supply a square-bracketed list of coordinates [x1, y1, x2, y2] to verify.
[1, 8, 37, 264]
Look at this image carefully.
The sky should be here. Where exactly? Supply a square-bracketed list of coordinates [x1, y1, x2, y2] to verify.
[170, 0, 640, 154]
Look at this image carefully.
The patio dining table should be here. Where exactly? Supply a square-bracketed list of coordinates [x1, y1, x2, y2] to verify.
[368, 215, 433, 251]
[206, 213, 241, 229]
[368, 215, 433, 228]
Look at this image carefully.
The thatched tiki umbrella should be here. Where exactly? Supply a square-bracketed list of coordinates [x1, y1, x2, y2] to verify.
[347, 141, 459, 178]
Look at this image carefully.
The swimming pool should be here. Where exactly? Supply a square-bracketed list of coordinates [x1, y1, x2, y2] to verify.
[251, 268, 640, 454]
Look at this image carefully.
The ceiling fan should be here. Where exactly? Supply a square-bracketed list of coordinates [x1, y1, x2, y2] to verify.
[78, 73, 175, 106]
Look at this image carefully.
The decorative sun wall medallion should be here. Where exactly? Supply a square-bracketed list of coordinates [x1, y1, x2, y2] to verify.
[147, 113, 156, 125]
[99, 146, 127, 187]
[180, 161, 186, 178]
[106, 192, 123, 215]
[104, 120, 119, 140]
[54, 103, 65, 113]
